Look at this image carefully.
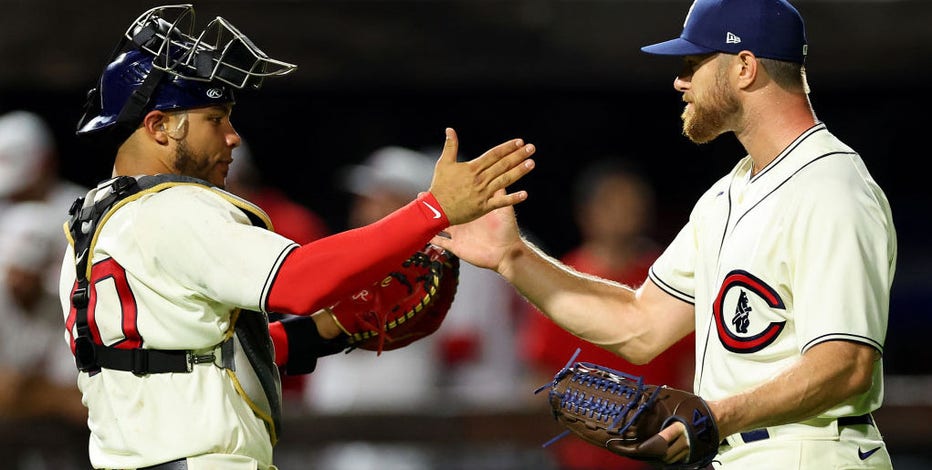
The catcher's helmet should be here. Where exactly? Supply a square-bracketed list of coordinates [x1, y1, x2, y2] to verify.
[77, 4, 296, 144]
[77, 49, 235, 136]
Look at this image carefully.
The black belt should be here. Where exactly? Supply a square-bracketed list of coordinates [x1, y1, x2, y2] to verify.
[727, 413, 874, 445]
[138, 458, 187, 470]
[94, 345, 192, 376]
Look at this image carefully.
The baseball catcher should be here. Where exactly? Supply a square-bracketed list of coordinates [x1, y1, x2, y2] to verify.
[537, 349, 719, 469]
[63, 2, 533, 467]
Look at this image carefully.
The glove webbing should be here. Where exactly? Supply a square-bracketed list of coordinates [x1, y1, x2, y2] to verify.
[534, 348, 662, 448]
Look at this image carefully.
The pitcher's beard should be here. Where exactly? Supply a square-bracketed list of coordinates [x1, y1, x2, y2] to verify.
[681, 75, 740, 144]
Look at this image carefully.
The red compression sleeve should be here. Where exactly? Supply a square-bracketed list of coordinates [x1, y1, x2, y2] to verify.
[266, 192, 448, 315]
[268, 321, 288, 366]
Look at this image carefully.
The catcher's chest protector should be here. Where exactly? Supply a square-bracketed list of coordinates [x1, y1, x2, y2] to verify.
[66, 174, 283, 443]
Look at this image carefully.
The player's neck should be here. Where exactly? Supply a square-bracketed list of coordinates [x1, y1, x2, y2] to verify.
[736, 94, 816, 175]
[113, 137, 176, 179]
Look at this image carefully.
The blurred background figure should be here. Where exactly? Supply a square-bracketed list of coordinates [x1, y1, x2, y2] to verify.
[302, 145, 526, 470]
[0, 110, 86, 213]
[227, 138, 331, 404]
[0, 110, 87, 468]
[519, 158, 695, 470]
[227, 138, 330, 246]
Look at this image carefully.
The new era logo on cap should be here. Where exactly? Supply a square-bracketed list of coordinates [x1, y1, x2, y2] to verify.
[641, 0, 808, 64]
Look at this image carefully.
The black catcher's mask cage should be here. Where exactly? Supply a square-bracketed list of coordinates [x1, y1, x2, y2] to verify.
[77, 3, 296, 144]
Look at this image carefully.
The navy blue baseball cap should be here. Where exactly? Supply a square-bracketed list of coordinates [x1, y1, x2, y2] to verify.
[641, 0, 808, 63]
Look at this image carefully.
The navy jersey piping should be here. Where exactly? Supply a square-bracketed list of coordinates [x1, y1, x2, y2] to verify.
[749, 123, 826, 184]
[647, 267, 695, 304]
[731, 151, 857, 232]
[801, 333, 883, 355]
[261, 244, 298, 313]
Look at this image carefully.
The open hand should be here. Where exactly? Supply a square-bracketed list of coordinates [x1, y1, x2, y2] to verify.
[429, 128, 535, 226]
[431, 192, 522, 273]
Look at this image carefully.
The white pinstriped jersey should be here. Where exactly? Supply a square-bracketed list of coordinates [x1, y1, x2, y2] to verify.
[649, 123, 896, 418]
[58, 181, 296, 470]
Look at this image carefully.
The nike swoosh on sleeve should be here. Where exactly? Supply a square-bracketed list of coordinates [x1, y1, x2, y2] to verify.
[858, 446, 881, 460]
[421, 201, 442, 219]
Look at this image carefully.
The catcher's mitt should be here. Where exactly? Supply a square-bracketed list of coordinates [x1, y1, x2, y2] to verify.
[537, 349, 719, 469]
[326, 244, 459, 354]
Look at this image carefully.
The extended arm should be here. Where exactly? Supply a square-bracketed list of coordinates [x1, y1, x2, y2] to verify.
[267, 193, 447, 315]
[267, 130, 535, 316]
[503, 239, 693, 364]
[434, 205, 693, 364]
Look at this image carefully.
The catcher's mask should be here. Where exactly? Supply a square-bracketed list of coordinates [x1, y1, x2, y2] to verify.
[76, 4, 296, 144]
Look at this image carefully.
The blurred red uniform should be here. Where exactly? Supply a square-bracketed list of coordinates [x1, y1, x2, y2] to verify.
[520, 159, 695, 470]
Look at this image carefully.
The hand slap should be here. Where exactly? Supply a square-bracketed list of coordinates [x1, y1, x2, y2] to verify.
[429, 128, 535, 226]
[430, 189, 522, 273]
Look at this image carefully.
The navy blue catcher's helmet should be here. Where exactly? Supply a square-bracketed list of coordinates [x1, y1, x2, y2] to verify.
[77, 4, 296, 144]
[77, 49, 236, 136]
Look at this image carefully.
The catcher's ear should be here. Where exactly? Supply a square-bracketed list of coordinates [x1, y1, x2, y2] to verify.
[142, 111, 171, 145]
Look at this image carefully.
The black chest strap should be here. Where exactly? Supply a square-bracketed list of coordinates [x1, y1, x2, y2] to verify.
[70, 176, 143, 374]
[68, 174, 284, 442]
[68, 175, 228, 375]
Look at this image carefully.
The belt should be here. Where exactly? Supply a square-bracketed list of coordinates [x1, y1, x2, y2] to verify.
[724, 413, 874, 446]
[138, 458, 187, 470]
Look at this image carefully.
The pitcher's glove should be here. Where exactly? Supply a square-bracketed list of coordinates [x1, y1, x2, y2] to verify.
[326, 244, 459, 355]
[536, 349, 719, 469]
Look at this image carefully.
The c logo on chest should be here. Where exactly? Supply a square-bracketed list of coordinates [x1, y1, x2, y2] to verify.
[713, 270, 786, 353]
